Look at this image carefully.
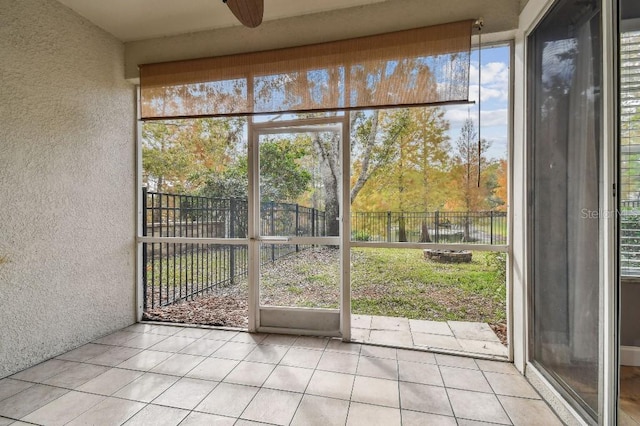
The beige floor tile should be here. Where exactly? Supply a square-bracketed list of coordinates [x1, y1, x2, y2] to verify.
[180, 411, 236, 425]
[263, 365, 313, 393]
[121, 333, 168, 349]
[447, 388, 511, 424]
[123, 324, 157, 334]
[179, 338, 226, 356]
[43, 362, 109, 389]
[259, 334, 298, 347]
[148, 336, 197, 353]
[293, 336, 330, 350]
[371, 315, 410, 331]
[409, 319, 454, 336]
[401, 410, 457, 426]
[113, 372, 178, 403]
[484, 371, 539, 399]
[360, 345, 397, 360]
[398, 360, 443, 386]
[0, 384, 68, 419]
[56, 343, 111, 362]
[291, 394, 349, 426]
[325, 339, 361, 354]
[153, 377, 217, 410]
[498, 395, 563, 426]
[397, 348, 436, 364]
[435, 354, 478, 370]
[203, 329, 239, 341]
[77, 368, 143, 396]
[186, 357, 239, 381]
[350, 327, 370, 341]
[235, 420, 271, 425]
[475, 359, 519, 375]
[455, 419, 501, 426]
[280, 347, 323, 369]
[117, 350, 173, 371]
[230, 332, 268, 344]
[195, 382, 258, 417]
[66, 397, 145, 426]
[124, 404, 189, 426]
[457, 339, 509, 357]
[351, 315, 372, 329]
[224, 361, 275, 387]
[11, 359, 75, 383]
[174, 328, 211, 339]
[0, 379, 33, 402]
[356, 356, 398, 380]
[93, 330, 139, 346]
[351, 376, 399, 408]
[346, 402, 401, 426]
[317, 352, 359, 374]
[440, 366, 492, 393]
[244, 344, 289, 364]
[212, 342, 257, 360]
[146, 325, 181, 336]
[150, 353, 206, 376]
[21, 390, 104, 426]
[306, 370, 355, 400]
[87, 346, 142, 367]
[398, 382, 453, 416]
[0, 416, 12, 426]
[412, 333, 464, 351]
[241, 388, 302, 425]
[368, 330, 414, 346]
[448, 321, 501, 342]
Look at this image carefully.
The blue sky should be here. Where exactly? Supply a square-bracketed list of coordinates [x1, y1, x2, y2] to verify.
[443, 44, 510, 160]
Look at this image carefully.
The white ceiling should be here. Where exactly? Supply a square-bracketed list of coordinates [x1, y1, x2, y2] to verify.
[56, 0, 389, 42]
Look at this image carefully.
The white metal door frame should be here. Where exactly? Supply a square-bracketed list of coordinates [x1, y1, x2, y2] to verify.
[247, 115, 351, 338]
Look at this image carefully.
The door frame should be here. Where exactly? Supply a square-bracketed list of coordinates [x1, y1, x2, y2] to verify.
[246, 115, 352, 339]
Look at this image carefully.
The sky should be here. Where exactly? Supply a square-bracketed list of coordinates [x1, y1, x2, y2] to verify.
[443, 44, 510, 161]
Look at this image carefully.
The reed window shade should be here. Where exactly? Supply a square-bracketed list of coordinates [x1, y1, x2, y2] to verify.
[140, 20, 473, 120]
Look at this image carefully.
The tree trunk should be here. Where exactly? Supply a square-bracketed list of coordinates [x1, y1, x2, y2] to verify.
[419, 220, 431, 242]
[399, 215, 407, 242]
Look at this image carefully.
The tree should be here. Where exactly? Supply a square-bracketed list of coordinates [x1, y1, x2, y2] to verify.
[450, 118, 493, 241]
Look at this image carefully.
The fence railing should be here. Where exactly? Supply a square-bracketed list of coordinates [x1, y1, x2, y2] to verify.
[142, 189, 508, 309]
[351, 210, 508, 245]
[142, 189, 326, 309]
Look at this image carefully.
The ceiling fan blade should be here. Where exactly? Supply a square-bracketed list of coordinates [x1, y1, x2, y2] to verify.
[224, 0, 264, 28]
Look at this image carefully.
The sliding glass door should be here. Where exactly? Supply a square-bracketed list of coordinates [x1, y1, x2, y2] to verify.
[528, 0, 605, 421]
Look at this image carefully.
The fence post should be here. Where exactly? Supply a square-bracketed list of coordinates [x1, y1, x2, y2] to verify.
[229, 198, 236, 284]
[490, 211, 494, 245]
[311, 208, 316, 237]
[387, 211, 392, 242]
[295, 204, 300, 252]
[142, 187, 148, 310]
[435, 210, 439, 243]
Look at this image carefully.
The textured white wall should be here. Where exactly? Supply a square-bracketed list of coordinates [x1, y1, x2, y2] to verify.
[0, 0, 136, 377]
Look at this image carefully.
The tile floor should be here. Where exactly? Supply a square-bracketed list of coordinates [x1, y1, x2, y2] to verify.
[353, 315, 508, 359]
[0, 323, 559, 426]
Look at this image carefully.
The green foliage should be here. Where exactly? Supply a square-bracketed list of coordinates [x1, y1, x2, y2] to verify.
[351, 230, 371, 241]
[484, 251, 507, 282]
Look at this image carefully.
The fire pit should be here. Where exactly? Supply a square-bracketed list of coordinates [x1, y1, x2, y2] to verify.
[423, 249, 472, 263]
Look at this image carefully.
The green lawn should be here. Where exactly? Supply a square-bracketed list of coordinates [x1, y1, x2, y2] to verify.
[147, 246, 506, 324]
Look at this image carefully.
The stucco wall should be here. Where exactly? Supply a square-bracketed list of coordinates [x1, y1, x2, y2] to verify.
[0, 0, 136, 377]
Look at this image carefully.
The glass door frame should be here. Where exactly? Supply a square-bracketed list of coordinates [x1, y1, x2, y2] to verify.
[246, 115, 352, 339]
[521, 0, 619, 423]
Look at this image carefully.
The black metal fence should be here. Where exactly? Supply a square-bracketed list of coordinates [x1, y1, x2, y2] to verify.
[142, 189, 326, 309]
[351, 210, 508, 245]
[142, 189, 508, 309]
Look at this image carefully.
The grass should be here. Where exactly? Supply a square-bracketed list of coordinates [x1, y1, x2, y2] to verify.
[146, 246, 506, 324]
[351, 248, 506, 323]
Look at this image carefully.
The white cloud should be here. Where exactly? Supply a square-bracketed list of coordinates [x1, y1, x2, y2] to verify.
[444, 107, 507, 128]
